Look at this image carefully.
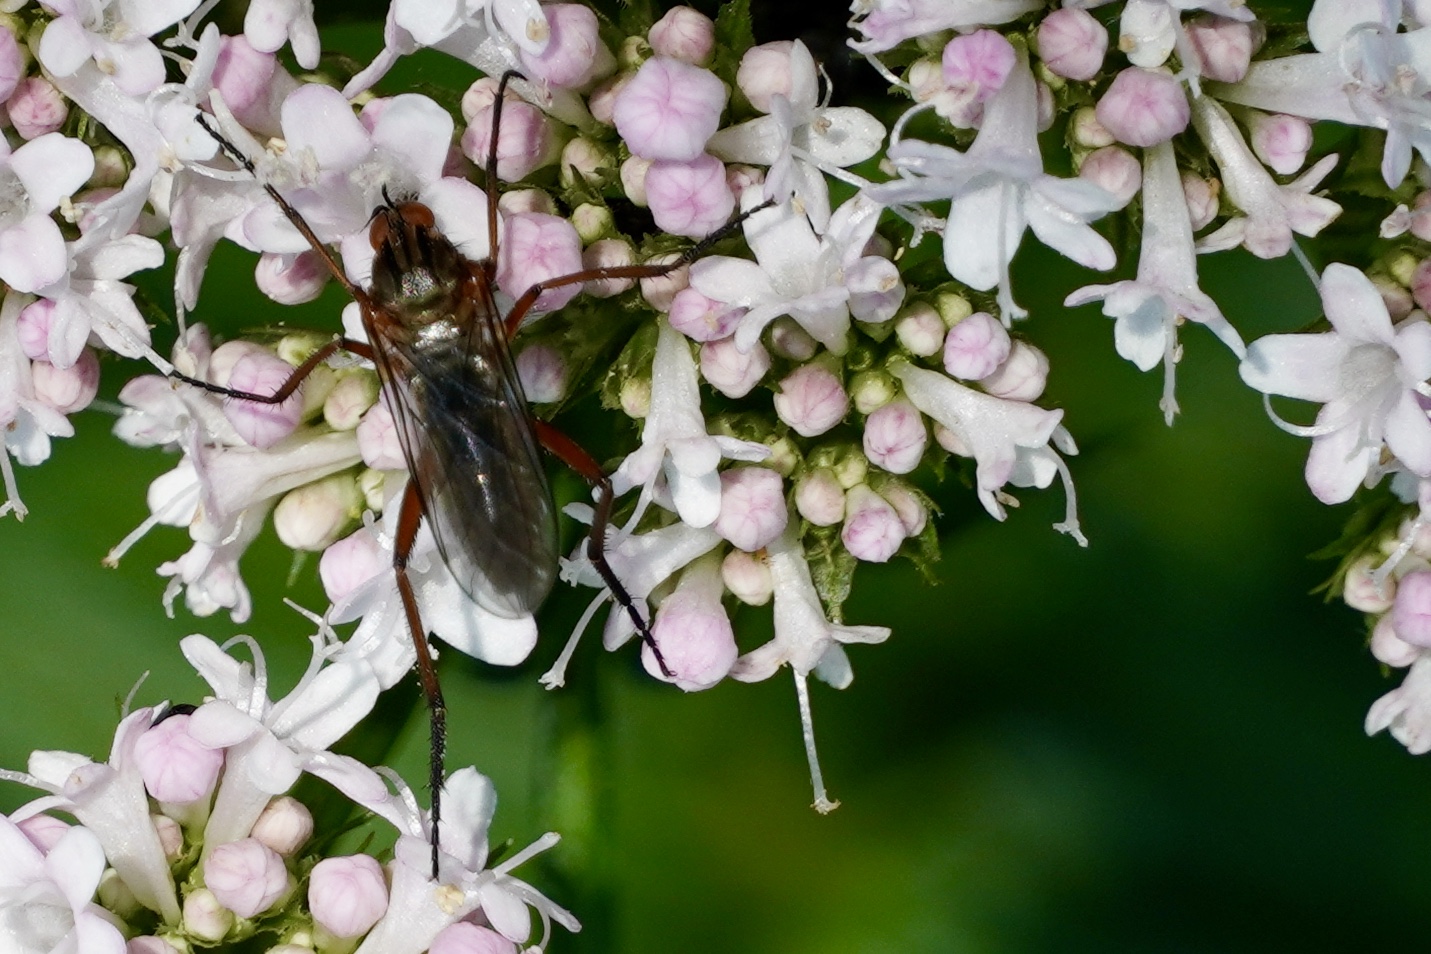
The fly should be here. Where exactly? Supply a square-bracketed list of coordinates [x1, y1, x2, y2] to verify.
[177, 73, 765, 878]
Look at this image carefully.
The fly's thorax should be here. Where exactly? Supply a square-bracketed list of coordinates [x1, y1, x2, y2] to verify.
[367, 206, 469, 328]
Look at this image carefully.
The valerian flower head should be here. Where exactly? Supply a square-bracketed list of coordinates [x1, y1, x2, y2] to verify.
[1239, 263, 1431, 504]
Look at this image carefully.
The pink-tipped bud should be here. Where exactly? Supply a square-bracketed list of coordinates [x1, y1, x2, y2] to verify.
[520, 4, 609, 89]
[1181, 171, 1221, 230]
[1184, 14, 1253, 83]
[1393, 570, 1431, 647]
[204, 838, 289, 918]
[721, 547, 773, 605]
[620, 155, 651, 206]
[1037, 7, 1107, 81]
[461, 99, 558, 183]
[153, 814, 183, 860]
[429, 923, 518, 954]
[582, 237, 637, 298]
[942, 30, 1016, 104]
[880, 481, 928, 536]
[769, 318, 818, 361]
[863, 399, 927, 475]
[31, 349, 100, 415]
[847, 256, 906, 323]
[726, 163, 765, 203]
[587, 74, 626, 125]
[274, 474, 359, 552]
[981, 341, 1049, 401]
[308, 854, 389, 939]
[514, 344, 567, 404]
[668, 287, 745, 342]
[642, 556, 737, 691]
[496, 187, 558, 217]
[1069, 107, 1115, 149]
[320, 527, 387, 604]
[773, 364, 848, 437]
[894, 304, 946, 357]
[255, 250, 328, 305]
[794, 467, 845, 526]
[133, 713, 224, 804]
[1372, 613, 1421, 667]
[1249, 112, 1312, 175]
[249, 796, 314, 856]
[700, 335, 770, 398]
[182, 889, 234, 943]
[736, 41, 794, 113]
[713, 466, 788, 551]
[614, 57, 727, 161]
[645, 153, 735, 238]
[17, 814, 70, 853]
[9, 77, 68, 139]
[16, 298, 56, 362]
[639, 254, 687, 311]
[222, 350, 303, 449]
[943, 311, 1011, 381]
[1079, 145, 1142, 208]
[650, 6, 715, 65]
[496, 212, 584, 313]
[1095, 67, 1189, 147]
[323, 373, 379, 431]
[356, 402, 405, 470]
[841, 484, 905, 563]
[1410, 191, 1431, 242]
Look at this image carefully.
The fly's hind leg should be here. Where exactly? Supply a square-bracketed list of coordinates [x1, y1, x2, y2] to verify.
[168, 337, 373, 404]
[532, 419, 674, 678]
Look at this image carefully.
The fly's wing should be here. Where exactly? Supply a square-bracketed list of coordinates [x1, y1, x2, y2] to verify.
[369, 304, 559, 620]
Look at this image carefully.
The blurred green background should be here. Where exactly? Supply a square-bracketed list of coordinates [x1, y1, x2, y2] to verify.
[6, 2, 1429, 952]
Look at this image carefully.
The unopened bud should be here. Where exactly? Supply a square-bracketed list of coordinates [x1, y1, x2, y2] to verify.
[721, 547, 773, 605]
[1343, 554, 1394, 614]
[649, 5, 715, 65]
[849, 370, 896, 414]
[700, 336, 770, 398]
[256, 250, 328, 305]
[496, 187, 558, 217]
[773, 364, 847, 437]
[880, 481, 928, 536]
[250, 796, 314, 857]
[894, 303, 946, 357]
[99, 868, 141, 918]
[430, 923, 519, 954]
[183, 888, 234, 943]
[320, 528, 386, 604]
[981, 341, 1049, 401]
[570, 202, 615, 243]
[763, 435, 799, 476]
[841, 484, 906, 563]
[1372, 613, 1421, 667]
[943, 311, 1010, 381]
[273, 474, 361, 552]
[831, 447, 869, 489]
[323, 372, 379, 430]
[935, 292, 973, 326]
[768, 317, 819, 360]
[1069, 106, 1114, 148]
[1394, 569, 1431, 647]
[357, 403, 405, 471]
[308, 854, 389, 939]
[204, 839, 290, 919]
[714, 467, 787, 551]
[639, 255, 687, 311]
[583, 238, 637, 297]
[621, 155, 651, 206]
[134, 713, 223, 804]
[152, 814, 183, 861]
[862, 399, 927, 475]
[516, 344, 567, 403]
[795, 468, 845, 526]
[560, 137, 616, 190]
[620, 377, 652, 418]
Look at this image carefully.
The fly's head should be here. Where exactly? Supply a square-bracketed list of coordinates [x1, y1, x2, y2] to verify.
[367, 200, 468, 326]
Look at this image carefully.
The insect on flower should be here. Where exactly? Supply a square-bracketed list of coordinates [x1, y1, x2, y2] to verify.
[174, 73, 767, 877]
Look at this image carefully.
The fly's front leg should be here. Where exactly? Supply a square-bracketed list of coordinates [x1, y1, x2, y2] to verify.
[532, 419, 674, 678]
[168, 337, 374, 403]
[393, 480, 448, 880]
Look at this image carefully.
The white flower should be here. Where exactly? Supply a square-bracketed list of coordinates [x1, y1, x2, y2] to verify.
[37, 0, 203, 96]
[1239, 263, 1431, 504]
[866, 50, 1119, 321]
[0, 134, 95, 294]
[848, 0, 1042, 54]
[1367, 654, 1431, 753]
[0, 819, 126, 954]
[1065, 141, 1245, 424]
[0, 294, 72, 521]
[1116, 0, 1254, 70]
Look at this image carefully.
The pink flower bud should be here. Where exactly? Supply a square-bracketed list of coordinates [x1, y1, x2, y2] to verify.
[639, 254, 687, 311]
[736, 41, 794, 113]
[847, 256, 905, 324]
[1181, 171, 1220, 230]
[204, 838, 289, 918]
[1069, 107, 1115, 149]
[496, 212, 584, 313]
[942, 30, 1015, 104]
[222, 350, 304, 449]
[496, 187, 557, 217]
[274, 474, 359, 551]
[795, 468, 845, 526]
[31, 349, 100, 414]
[1037, 7, 1107, 81]
[943, 311, 1010, 380]
[650, 6, 715, 65]
[213, 35, 289, 136]
[1410, 191, 1431, 242]
[320, 527, 387, 604]
[620, 154, 651, 206]
[249, 796, 314, 856]
[133, 713, 224, 804]
[1078, 146, 1142, 208]
[895, 304, 945, 357]
[668, 287, 744, 342]
[356, 402, 405, 470]
[1249, 112, 1312, 175]
[516, 344, 566, 403]
[1379, 277, 1414, 321]
[17, 814, 70, 853]
[16, 298, 57, 362]
[769, 318, 818, 360]
[841, 484, 905, 563]
[863, 400, 927, 475]
[127, 937, 181, 954]
[0, 26, 23, 104]
[615, 57, 727, 160]
[714, 467, 788, 551]
[1095, 68, 1189, 148]
[308, 854, 389, 939]
[588, 74, 626, 125]
[430, 923, 517, 954]
[8, 77, 68, 139]
[642, 557, 737, 691]
[1372, 613, 1421, 667]
[721, 547, 773, 605]
[1184, 14, 1253, 84]
[461, 100, 557, 183]
[255, 250, 327, 305]
[582, 237, 637, 297]
[773, 364, 848, 437]
[645, 153, 735, 238]
[700, 335, 770, 398]
[1394, 569, 1431, 647]
[153, 814, 183, 860]
[880, 481, 928, 536]
[981, 341, 1049, 401]
[182, 889, 234, 943]
[726, 163, 765, 202]
[323, 373, 379, 431]
[519, 4, 609, 89]
[1412, 260, 1431, 313]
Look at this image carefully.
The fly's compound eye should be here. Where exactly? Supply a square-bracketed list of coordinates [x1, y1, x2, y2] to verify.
[397, 201, 436, 230]
[369, 212, 392, 251]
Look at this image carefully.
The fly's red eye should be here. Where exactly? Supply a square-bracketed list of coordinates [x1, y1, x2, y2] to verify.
[369, 214, 391, 251]
[398, 202, 436, 230]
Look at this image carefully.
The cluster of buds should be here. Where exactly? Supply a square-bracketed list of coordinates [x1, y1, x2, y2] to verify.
[0, 633, 573, 953]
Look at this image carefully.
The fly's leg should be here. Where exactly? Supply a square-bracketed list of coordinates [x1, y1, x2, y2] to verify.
[168, 337, 373, 403]
[393, 480, 448, 880]
[532, 419, 675, 679]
